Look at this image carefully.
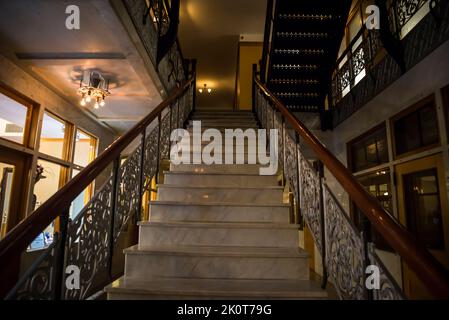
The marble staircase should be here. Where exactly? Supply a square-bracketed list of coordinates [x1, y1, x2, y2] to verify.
[105, 110, 327, 299]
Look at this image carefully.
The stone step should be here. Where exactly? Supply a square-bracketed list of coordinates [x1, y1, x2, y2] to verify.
[186, 126, 259, 132]
[163, 171, 277, 187]
[106, 277, 328, 300]
[169, 163, 264, 174]
[188, 120, 258, 126]
[156, 185, 284, 203]
[149, 201, 290, 223]
[123, 245, 309, 280]
[138, 221, 299, 248]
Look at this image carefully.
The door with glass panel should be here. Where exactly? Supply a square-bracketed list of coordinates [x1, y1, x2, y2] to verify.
[0, 148, 28, 239]
[396, 154, 449, 299]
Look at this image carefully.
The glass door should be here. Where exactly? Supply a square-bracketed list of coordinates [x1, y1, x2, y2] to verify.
[396, 154, 449, 299]
[0, 147, 28, 240]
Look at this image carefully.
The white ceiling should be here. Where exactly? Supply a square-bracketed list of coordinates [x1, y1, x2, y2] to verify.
[0, 0, 163, 133]
[179, 0, 267, 109]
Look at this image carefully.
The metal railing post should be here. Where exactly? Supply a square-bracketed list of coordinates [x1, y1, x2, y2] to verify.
[294, 132, 302, 228]
[107, 158, 120, 280]
[317, 161, 328, 289]
[53, 208, 69, 300]
[136, 130, 147, 223]
[155, 113, 162, 184]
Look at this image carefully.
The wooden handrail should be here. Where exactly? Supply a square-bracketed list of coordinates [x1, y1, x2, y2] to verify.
[0, 76, 195, 273]
[254, 77, 449, 298]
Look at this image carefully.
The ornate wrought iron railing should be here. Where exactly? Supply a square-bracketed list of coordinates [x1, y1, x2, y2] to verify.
[0, 74, 196, 300]
[330, 0, 434, 104]
[253, 75, 449, 299]
[123, 0, 186, 93]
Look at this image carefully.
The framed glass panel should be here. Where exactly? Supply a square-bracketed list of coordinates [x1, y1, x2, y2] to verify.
[39, 112, 68, 160]
[69, 169, 93, 219]
[353, 169, 393, 251]
[0, 90, 29, 145]
[403, 168, 445, 249]
[31, 159, 68, 248]
[392, 98, 439, 157]
[348, 124, 389, 172]
[73, 129, 97, 167]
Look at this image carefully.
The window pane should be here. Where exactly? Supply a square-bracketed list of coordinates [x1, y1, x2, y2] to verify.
[404, 169, 444, 249]
[69, 169, 87, 219]
[350, 125, 388, 172]
[419, 105, 439, 146]
[39, 112, 67, 159]
[394, 102, 439, 156]
[74, 130, 97, 167]
[0, 92, 28, 144]
[394, 112, 421, 155]
[32, 160, 65, 210]
[31, 160, 67, 248]
[349, 11, 362, 42]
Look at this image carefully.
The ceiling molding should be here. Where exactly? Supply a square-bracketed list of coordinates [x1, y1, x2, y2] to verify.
[15, 52, 126, 60]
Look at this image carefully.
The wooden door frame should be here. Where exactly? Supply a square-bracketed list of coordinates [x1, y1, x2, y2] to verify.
[395, 153, 449, 298]
[0, 145, 31, 236]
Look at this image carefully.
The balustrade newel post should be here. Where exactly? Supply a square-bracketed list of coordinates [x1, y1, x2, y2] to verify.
[53, 208, 69, 300]
[107, 158, 120, 280]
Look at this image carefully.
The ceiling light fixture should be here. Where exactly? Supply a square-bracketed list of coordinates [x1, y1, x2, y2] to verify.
[78, 71, 110, 108]
[199, 83, 212, 94]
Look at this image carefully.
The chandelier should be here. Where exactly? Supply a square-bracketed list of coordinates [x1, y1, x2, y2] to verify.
[198, 83, 212, 94]
[78, 71, 110, 109]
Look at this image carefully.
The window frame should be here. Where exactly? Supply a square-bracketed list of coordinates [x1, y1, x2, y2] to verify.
[390, 94, 440, 160]
[0, 83, 36, 148]
[347, 122, 389, 173]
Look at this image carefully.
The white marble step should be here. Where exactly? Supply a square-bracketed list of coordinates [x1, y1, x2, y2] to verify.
[169, 163, 264, 174]
[149, 201, 290, 223]
[124, 245, 309, 280]
[188, 118, 257, 128]
[156, 185, 284, 203]
[139, 221, 299, 248]
[163, 171, 277, 187]
[106, 277, 328, 300]
[186, 127, 259, 133]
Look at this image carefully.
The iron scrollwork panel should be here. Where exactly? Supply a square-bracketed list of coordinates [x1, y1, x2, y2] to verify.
[395, 0, 428, 28]
[64, 177, 113, 300]
[144, 124, 160, 191]
[367, 244, 405, 300]
[323, 184, 367, 300]
[7, 235, 61, 300]
[160, 112, 171, 160]
[274, 112, 284, 171]
[298, 153, 322, 252]
[284, 133, 299, 211]
[114, 145, 142, 244]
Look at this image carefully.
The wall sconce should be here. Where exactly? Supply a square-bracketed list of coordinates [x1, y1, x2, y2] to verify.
[199, 84, 212, 94]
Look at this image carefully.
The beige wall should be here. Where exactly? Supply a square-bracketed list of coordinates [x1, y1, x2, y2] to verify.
[237, 42, 262, 110]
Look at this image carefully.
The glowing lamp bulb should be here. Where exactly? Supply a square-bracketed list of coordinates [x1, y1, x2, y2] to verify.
[80, 98, 86, 106]
[207, 88, 212, 93]
[100, 100, 106, 107]
[94, 102, 99, 109]
[86, 95, 92, 103]
[198, 88, 203, 93]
